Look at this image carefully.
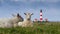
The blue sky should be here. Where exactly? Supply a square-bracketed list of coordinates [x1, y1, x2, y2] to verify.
[0, 0, 60, 21]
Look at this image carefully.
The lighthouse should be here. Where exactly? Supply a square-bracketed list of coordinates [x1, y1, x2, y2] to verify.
[40, 10, 43, 22]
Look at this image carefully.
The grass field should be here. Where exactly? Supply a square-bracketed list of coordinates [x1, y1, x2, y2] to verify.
[0, 22, 60, 34]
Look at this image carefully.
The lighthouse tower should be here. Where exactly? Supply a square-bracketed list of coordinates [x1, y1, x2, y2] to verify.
[40, 10, 43, 22]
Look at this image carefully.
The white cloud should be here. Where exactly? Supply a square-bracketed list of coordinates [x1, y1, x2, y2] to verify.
[10, 0, 19, 2]
[40, 0, 60, 3]
[13, 0, 19, 2]
[10, 0, 60, 3]
[0, 0, 60, 3]
[10, 0, 27, 2]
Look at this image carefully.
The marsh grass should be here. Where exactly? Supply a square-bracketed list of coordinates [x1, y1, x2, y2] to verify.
[0, 22, 60, 34]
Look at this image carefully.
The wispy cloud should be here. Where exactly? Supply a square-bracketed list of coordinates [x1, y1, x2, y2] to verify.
[0, 0, 60, 3]
[10, 0, 27, 2]
[40, 0, 60, 3]
[10, 0, 60, 3]
[12, 0, 19, 1]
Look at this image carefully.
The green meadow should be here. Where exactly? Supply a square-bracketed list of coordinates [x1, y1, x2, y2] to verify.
[0, 22, 60, 34]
